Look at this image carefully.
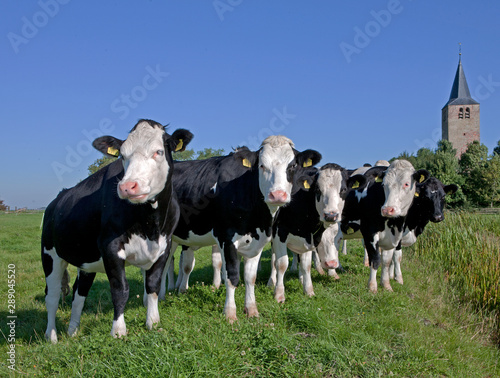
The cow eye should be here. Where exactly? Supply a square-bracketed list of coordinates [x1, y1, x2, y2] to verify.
[404, 182, 410, 188]
[154, 150, 164, 158]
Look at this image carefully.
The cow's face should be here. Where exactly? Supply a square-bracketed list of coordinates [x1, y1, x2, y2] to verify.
[257, 136, 321, 214]
[416, 178, 458, 222]
[380, 160, 430, 218]
[314, 164, 367, 226]
[93, 119, 192, 204]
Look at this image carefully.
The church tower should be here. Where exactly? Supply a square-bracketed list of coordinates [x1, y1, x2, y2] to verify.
[442, 54, 480, 156]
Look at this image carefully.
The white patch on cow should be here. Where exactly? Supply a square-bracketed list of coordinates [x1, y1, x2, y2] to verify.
[118, 234, 167, 271]
[315, 167, 344, 225]
[381, 160, 417, 217]
[111, 314, 127, 338]
[286, 234, 315, 254]
[355, 186, 368, 202]
[81, 258, 106, 273]
[173, 230, 217, 247]
[401, 229, 417, 247]
[315, 224, 340, 269]
[118, 122, 170, 204]
[117, 250, 126, 260]
[258, 135, 296, 214]
[210, 182, 217, 193]
[145, 293, 159, 330]
[231, 228, 270, 258]
[151, 201, 158, 209]
[378, 221, 403, 250]
[68, 291, 86, 337]
[430, 190, 437, 194]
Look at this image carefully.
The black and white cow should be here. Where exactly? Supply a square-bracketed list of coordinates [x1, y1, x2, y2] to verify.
[337, 160, 430, 293]
[163, 136, 321, 321]
[41, 119, 193, 342]
[389, 177, 458, 284]
[267, 164, 366, 302]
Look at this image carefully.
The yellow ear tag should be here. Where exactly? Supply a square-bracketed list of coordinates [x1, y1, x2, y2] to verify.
[415, 192, 420, 197]
[347, 227, 354, 235]
[107, 147, 119, 157]
[175, 139, 184, 152]
[303, 158, 313, 168]
[351, 181, 359, 189]
[419, 174, 425, 183]
[375, 176, 383, 183]
[303, 180, 311, 189]
[242, 158, 251, 168]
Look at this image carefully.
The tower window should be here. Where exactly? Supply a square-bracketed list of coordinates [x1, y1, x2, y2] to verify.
[465, 107, 470, 118]
[458, 107, 464, 119]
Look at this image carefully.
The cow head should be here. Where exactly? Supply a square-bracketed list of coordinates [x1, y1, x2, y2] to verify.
[379, 160, 430, 218]
[256, 136, 321, 214]
[415, 177, 458, 223]
[314, 164, 367, 225]
[92, 119, 193, 204]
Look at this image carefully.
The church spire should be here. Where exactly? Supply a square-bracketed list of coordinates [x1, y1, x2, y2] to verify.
[443, 48, 479, 108]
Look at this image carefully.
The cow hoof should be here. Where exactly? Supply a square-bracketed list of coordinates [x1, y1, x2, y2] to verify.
[306, 291, 315, 298]
[368, 282, 378, 294]
[328, 270, 340, 280]
[364, 261, 370, 267]
[316, 267, 325, 275]
[45, 329, 58, 344]
[225, 307, 237, 323]
[67, 324, 78, 337]
[384, 284, 394, 292]
[244, 306, 259, 318]
[395, 276, 404, 285]
[179, 287, 188, 294]
[146, 316, 160, 330]
[226, 315, 238, 324]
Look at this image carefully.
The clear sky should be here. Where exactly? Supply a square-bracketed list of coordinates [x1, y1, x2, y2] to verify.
[1, 0, 499, 209]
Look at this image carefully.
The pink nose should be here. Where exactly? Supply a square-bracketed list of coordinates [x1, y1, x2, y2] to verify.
[119, 181, 139, 197]
[381, 206, 395, 217]
[324, 260, 338, 269]
[268, 190, 288, 204]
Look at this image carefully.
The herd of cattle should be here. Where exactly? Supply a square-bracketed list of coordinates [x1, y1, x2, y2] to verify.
[41, 119, 457, 342]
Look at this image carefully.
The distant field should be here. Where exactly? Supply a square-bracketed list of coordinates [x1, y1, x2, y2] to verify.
[1, 212, 499, 376]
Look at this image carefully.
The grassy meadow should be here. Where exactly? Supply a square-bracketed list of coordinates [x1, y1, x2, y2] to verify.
[0, 211, 499, 376]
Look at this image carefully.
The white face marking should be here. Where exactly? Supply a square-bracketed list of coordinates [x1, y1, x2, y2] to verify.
[118, 122, 170, 204]
[381, 160, 416, 217]
[258, 136, 296, 212]
[315, 167, 345, 225]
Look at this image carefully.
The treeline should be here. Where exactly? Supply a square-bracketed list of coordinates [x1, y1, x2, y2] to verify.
[395, 139, 500, 208]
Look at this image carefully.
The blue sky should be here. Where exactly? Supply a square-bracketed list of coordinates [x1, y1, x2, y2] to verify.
[2, 0, 499, 209]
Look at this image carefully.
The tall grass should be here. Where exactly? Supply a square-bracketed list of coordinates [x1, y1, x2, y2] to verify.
[411, 211, 500, 324]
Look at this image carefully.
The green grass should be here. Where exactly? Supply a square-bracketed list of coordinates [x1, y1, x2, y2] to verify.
[1, 212, 500, 376]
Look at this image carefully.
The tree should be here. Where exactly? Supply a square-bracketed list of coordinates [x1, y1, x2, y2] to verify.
[0, 199, 7, 212]
[493, 140, 500, 156]
[172, 149, 195, 161]
[195, 148, 225, 160]
[459, 141, 491, 207]
[88, 156, 116, 176]
[482, 153, 500, 207]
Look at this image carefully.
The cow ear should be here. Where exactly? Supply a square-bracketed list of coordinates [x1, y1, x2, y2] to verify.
[413, 169, 430, 184]
[167, 128, 194, 152]
[444, 184, 458, 195]
[296, 149, 322, 168]
[234, 148, 257, 169]
[375, 171, 385, 183]
[347, 174, 367, 190]
[92, 136, 124, 157]
[298, 175, 315, 191]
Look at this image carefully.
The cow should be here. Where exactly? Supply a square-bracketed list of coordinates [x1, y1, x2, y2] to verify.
[41, 119, 193, 342]
[267, 164, 367, 302]
[389, 177, 458, 284]
[337, 160, 430, 293]
[162, 136, 322, 322]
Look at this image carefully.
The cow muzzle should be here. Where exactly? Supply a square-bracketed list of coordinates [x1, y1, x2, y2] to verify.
[323, 211, 340, 223]
[268, 190, 288, 205]
[381, 206, 397, 217]
[432, 214, 444, 222]
[323, 259, 339, 269]
[118, 181, 149, 203]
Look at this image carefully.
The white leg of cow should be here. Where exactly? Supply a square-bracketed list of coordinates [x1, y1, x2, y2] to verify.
[145, 293, 159, 330]
[342, 240, 347, 255]
[290, 252, 298, 272]
[68, 269, 96, 337]
[380, 248, 394, 292]
[392, 247, 403, 285]
[243, 252, 261, 318]
[363, 242, 370, 267]
[299, 251, 315, 297]
[212, 245, 223, 289]
[312, 250, 325, 275]
[224, 278, 238, 323]
[273, 241, 289, 303]
[166, 241, 178, 292]
[327, 268, 340, 279]
[178, 248, 195, 293]
[267, 251, 277, 288]
[175, 249, 184, 290]
[43, 249, 68, 343]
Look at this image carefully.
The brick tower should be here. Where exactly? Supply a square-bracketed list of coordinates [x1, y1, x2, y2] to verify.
[441, 55, 480, 157]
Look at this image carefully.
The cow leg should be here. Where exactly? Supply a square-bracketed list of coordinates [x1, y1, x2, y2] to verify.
[364, 235, 380, 294]
[42, 248, 68, 343]
[177, 246, 195, 293]
[290, 252, 299, 272]
[392, 247, 403, 285]
[312, 250, 325, 275]
[222, 242, 240, 322]
[273, 240, 288, 303]
[299, 251, 314, 297]
[212, 245, 223, 289]
[380, 248, 394, 291]
[143, 251, 168, 330]
[267, 251, 277, 288]
[363, 242, 370, 267]
[103, 258, 129, 338]
[243, 251, 261, 318]
[68, 269, 96, 337]
[164, 241, 178, 292]
[342, 239, 348, 255]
